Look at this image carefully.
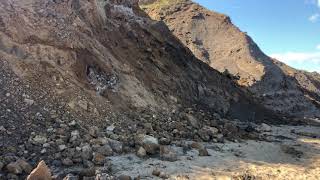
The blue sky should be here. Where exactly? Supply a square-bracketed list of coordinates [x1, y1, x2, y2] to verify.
[193, 0, 320, 72]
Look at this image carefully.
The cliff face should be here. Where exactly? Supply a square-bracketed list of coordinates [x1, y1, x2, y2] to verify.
[0, 0, 283, 154]
[141, 0, 320, 118]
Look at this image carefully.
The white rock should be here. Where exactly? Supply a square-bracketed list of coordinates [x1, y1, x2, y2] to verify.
[24, 98, 34, 105]
[58, 145, 67, 151]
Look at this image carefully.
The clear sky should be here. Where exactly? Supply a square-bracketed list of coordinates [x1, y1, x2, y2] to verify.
[193, 0, 320, 72]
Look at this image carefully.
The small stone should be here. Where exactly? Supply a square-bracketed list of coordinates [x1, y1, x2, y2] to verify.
[152, 169, 161, 177]
[185, 114, 199, 128]
[59, 144, 67, 151]
[89, 126, 99, 137]
[33, 135, 47, 144]
[117, 175, 132, 180]
[24, 98, 35, 105]
[106, 125, 115, 132]
[258, 123, 272, 132]
[108, 139, 123, 154]
[81, 145, 93, 160]
[41, 149, 47, 154]
[0, 126, 6, 132]
[62, 158, 73, 166]
[79, 168, 96, 177]
[190, 142, 204, 150]
[160, 146, 178, 162]
[198, 126, 219, 141]
[68, 120, 77, 126]
[0, 161, 4, 170]
[43, 143, 50, 148]
[63, 174, 79, 180]
[159, 172, 169, 179]
[71, 130, 80, 137]
[6, 162, 22, 174]
[136, 147, 147, 158]
[96, 144, 113, 156]
[5, 93, 10, 97]
[159, 137, 171, 145]
[92, 153, 105, 165]
[198, 148, 210, 156]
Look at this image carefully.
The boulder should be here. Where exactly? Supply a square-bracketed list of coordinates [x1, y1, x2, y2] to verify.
[108, 139, 123, 154]
[6, 162, 22, 174]
[257, 123, 272, 132]
[96, 144, 113, 156]
[81, 145, 93, 160]
[92, 153, 105, 165]
[185, 114, 199, 129]
[33, 135, 48, 145]
[136, 147, 147, 158]
[159, 146, 178, 162]
[16, 159, 33, 173]
[117, 175, 132, 180]
[27, 161, 52, 180]
[198, 126, 219, 141]
[135, 134, 159, 155]
[62, 158, 73, 166]
[198, 148, 209, 156]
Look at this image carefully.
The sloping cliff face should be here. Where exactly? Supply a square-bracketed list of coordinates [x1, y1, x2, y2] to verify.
[0, 0, 282, 153]
[141, 0, 320, 118]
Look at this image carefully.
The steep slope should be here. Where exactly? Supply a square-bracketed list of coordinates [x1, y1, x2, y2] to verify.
[141, 0, 320, 118]
[0, 0, 285, 177]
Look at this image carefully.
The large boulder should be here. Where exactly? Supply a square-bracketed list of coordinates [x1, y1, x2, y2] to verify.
[135, 134, 159, 155]
[27, 161, 52, 180]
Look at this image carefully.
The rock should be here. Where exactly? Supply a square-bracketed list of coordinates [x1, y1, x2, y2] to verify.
[81, 145, 93, 160]
[68, 120, 77, 126]
[33, 135, 47, 144]
[79, 168, 96, 177]
[6, 162, 22, 174]
[0, 126, 6, 132]
[159, 172, 169, 179]
[108, 139, 123, 154]
[190, 142, 204, 150]
[64, 174, 79, 180]
[117, 175, 132, 180]
[143, 123, 154, 133]
[59, 144, 67, 151]
[27, 160, 52, 180]
[24, 98, 34, 105]
[223, 123, 239, 139]
[198, 148, 209, 156]
[106, 125, 115, 133]
[136, 147, 147, 158]
[258, 123, 272, 132]
[160, 146, 178, 162]
[0, 161, 3, 170]
[96, 144, 113, 156]
[281, 145, 303, 158]
[62, 158, 73, 166]
[89, 126, 99, 137]
[159, 137, 171, 145]
[152, 169, 161, 177]
[198, 126, 219, 141]
[71, 130, 80, 137]
[16, 159, 33, 173]
[92, 153, 105, 165]
[185, 114, 199, 128]
[135, 134, 159, 155]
